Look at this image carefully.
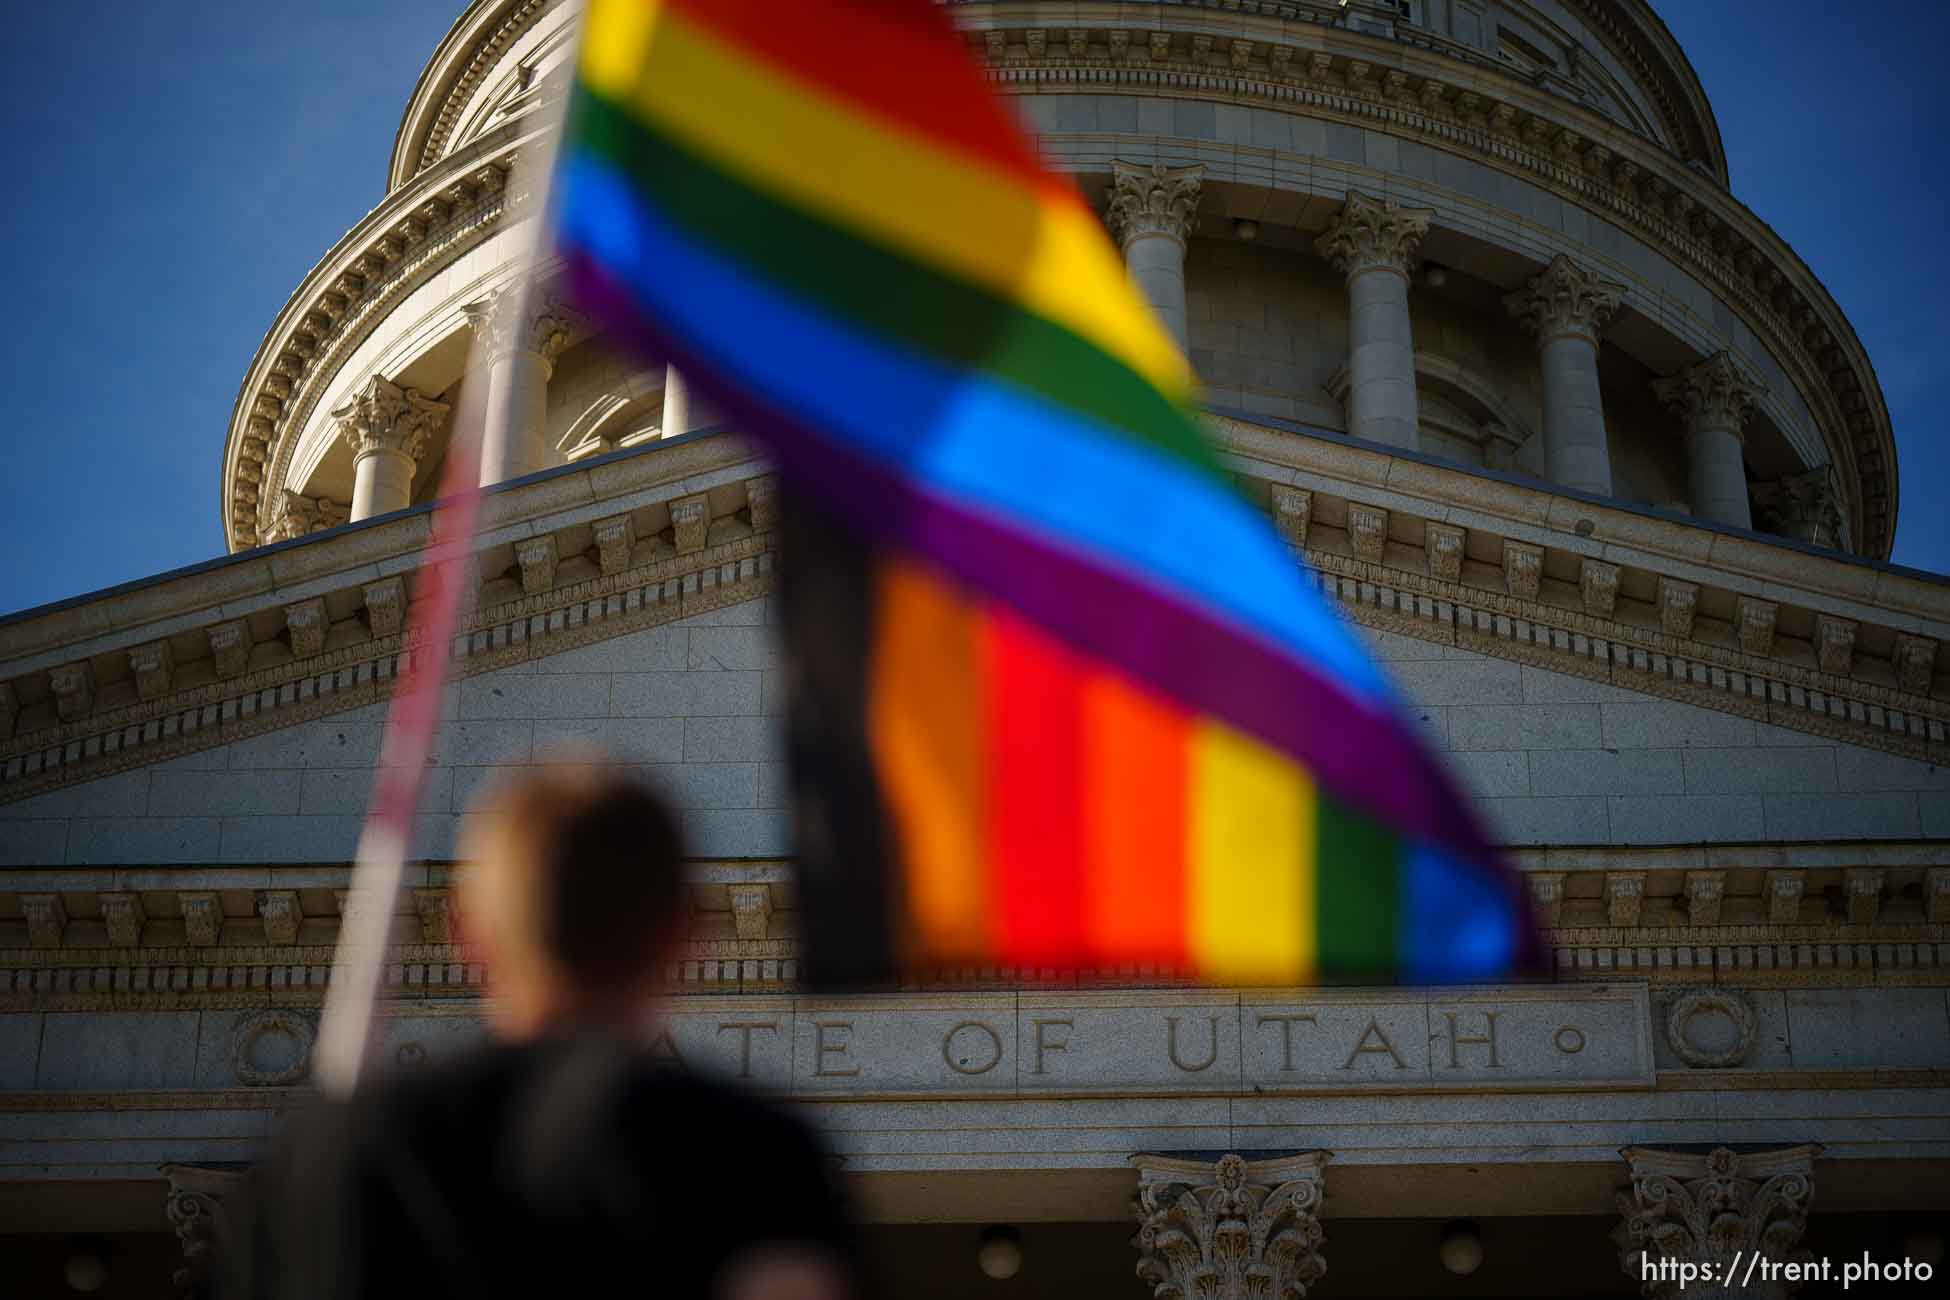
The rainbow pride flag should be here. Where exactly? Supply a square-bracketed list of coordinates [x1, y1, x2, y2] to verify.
[555, 0, 1534, 985]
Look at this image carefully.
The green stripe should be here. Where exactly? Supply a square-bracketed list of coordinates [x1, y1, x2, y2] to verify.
[1316, 798, 1401, 981]
[565, 89, 1226, 484]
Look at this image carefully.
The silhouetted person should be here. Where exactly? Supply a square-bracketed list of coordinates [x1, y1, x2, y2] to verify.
[231, 762, 863, 1300]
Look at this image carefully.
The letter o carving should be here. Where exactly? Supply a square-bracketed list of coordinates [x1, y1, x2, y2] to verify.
[942, 1021, 1004, 1075]
[231, 1010, 315, 1086]
[1664, 987, 1757, 1068]
[1552, 1025, 1586, 1054]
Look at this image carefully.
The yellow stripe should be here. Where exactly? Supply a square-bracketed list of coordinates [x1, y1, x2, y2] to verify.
[579, 0, 1192, 404]
[1188, 721, 1316, 982]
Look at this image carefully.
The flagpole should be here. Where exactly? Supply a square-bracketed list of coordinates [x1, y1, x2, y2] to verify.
[313, 49, 577, 1099]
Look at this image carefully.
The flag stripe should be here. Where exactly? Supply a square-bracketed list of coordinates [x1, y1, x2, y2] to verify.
[568, 91, 1218, 479]
[1317, 800, 1402, 980]
[576, 11, 1190, 404]
[653, 0, 1054, 192]
[1189, 723, 1316, 983]
[1081, 671, 1190, 966]
[985, 610, 1087, 965]
[871, 558, 990, 960]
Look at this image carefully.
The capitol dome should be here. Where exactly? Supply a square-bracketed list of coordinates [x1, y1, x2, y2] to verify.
[221, 0, 1896, 563]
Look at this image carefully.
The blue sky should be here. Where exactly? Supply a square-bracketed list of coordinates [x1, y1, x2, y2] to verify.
[1, 1, 1944, 616]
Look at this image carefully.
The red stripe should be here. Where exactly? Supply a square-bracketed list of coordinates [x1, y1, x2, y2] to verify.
[1081, 672, 1189, 967]
[660, 0, 1062, 198]
[982, 604, 1086, 967]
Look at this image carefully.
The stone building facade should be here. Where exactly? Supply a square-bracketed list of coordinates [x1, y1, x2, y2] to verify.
[2, 1, 1946, 1295]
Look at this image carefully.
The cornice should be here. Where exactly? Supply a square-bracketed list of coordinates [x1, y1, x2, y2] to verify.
[0, 854, 1942, 1009]
[220, 125, 539, 553]
[6, 445, 773, 801]
[389, 0, 565, 192]
[965, 15, 1898, 558]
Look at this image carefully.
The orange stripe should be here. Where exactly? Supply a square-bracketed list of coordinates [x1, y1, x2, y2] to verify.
[870, 558, 988, 960]
[1081, 672, 1189, 967]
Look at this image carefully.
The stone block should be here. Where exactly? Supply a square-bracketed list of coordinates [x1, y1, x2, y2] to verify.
[428, 720, 534, 767]
[641, 762, 760, 810]
[1017, 993, 1242, 1094]
[1608, 795, 1764, 844]
[611, 671, 762, 718]
[1447, 704, 1603, 751]
[530, 627, 687, 673]
[684, 715, 781, 763]
[530, 716, 685, 764]
[1785, 990, 1950, 1069]
[1528, 749, 1684, 798]
[0, 821, 68, 866]
[1386, 658, 1524, 707]
[0, 1015, 43, 1088]
[1833, 746, 1950, 792]
[66, 818, 221, 865]
[457, 673, 611, 720]
[1760, 792, 1920, 841]
[1677, 746, 1834, 795]
[0, 770, 151, 821]
[1519, 666, 1635, 704]
[227, 721, 385, 771]
[686, 626, 778, 672]
[1477, 796, 1608, 845]
[37, 1012, 200, 1090]
[148, 770, 302, 818]
[657, 999, 796, 1090]
[1600, 700, 1755, 749]
[1444, 749, 1530, 798]
[215, 815, 363, 864]
[683, 807, 792, 857]
[757, 762, 792, 809]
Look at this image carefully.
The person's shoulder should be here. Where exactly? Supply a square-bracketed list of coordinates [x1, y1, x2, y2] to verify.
[629, 1067, 828, 1155]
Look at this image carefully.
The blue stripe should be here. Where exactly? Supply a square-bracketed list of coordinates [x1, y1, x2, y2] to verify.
[1401, 845, 1521, 983]
[558, 155, 1389, 702]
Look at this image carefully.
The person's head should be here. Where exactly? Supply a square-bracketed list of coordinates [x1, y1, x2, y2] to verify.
[457, 757, 685, 1037]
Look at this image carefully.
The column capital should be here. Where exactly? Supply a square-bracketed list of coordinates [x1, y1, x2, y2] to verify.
[1314, 191, 1433, 282]
[1132, 1151, 1329, 1300]
[1615, 1145, 1821, 1300]
[1504, 253, 1626, 347]
[264, 489, 350, 544]
[1653, 351, 1765, 437]
[1106, 160, 1205, 247]
[334, 375, 450, 464]
[462, 288, 576, 376]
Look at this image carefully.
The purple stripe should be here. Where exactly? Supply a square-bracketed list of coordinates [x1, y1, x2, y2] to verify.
[567, 251, 1500, 868]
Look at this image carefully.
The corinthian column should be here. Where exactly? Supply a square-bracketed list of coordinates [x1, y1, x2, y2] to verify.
[1106, 161, 1204, 352]
[335, 376, 450, 520]
[1615, 1145, 1820, 1300]
[1653, 352, 1764, 530]
[1505, 254, 1625, 496]
[465, 290, 572, 485]
[1132, 1151, 1329, 1300]
[1316, 192, 1434, 451]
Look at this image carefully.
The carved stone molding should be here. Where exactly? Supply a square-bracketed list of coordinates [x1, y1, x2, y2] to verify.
[1346, 502, 1388, 563]
[207, 620, 253, 680]
[1315, 191, 1432, 282]
[1132, 1151, 1329, 1300]
[1421, 522, 1463, 582]
[1270, 487, 1312, 548]
[1505, 253, 1625, 347]
[729, 883, 774, 942]
[1754, 467, 1844, 550]
[1106, 160, 1205, 247]
[231, 1009, 315, 1086]
[1657, 577, 1698, 639]
[1615, 1145, 1819, 1299]
[1663, 987, 1757, 1068]
[515, 535, 559, 596]
[593, 512, 636, 575]
[1529, 873, 1566, 928]
[1815, 615, 1856, 678]
[1606, 872, 1646, 927]
[21, 894, 66, 948]
[163, 1163, 248, 1297]
[1502, 539, 1543, 600]
[50, 662, 93, 722]
[264, 490, 350, 544]
[1893, 634, 1939, 695]
[1654, 352, 1765, 439]
[362, 576, 405, 638]
[1682, 871, 1724, 926]
[284, 597, 328, 659]
[462, 287, 575, 377]
[414, 888, 453, 943]
[180, 892, 222, 948]
[1767, 872, 1805, 926]
[671, 493, 711, 554]
[130, 641, 175, 701]
[258, 890, 302, 945]
[334, 374, 450, 463]
[1581, 559, 1621, 618]
[1735, 598, 1777, 659]
[1843, 868, 1884, 925]
[101, 893, 145, 948]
